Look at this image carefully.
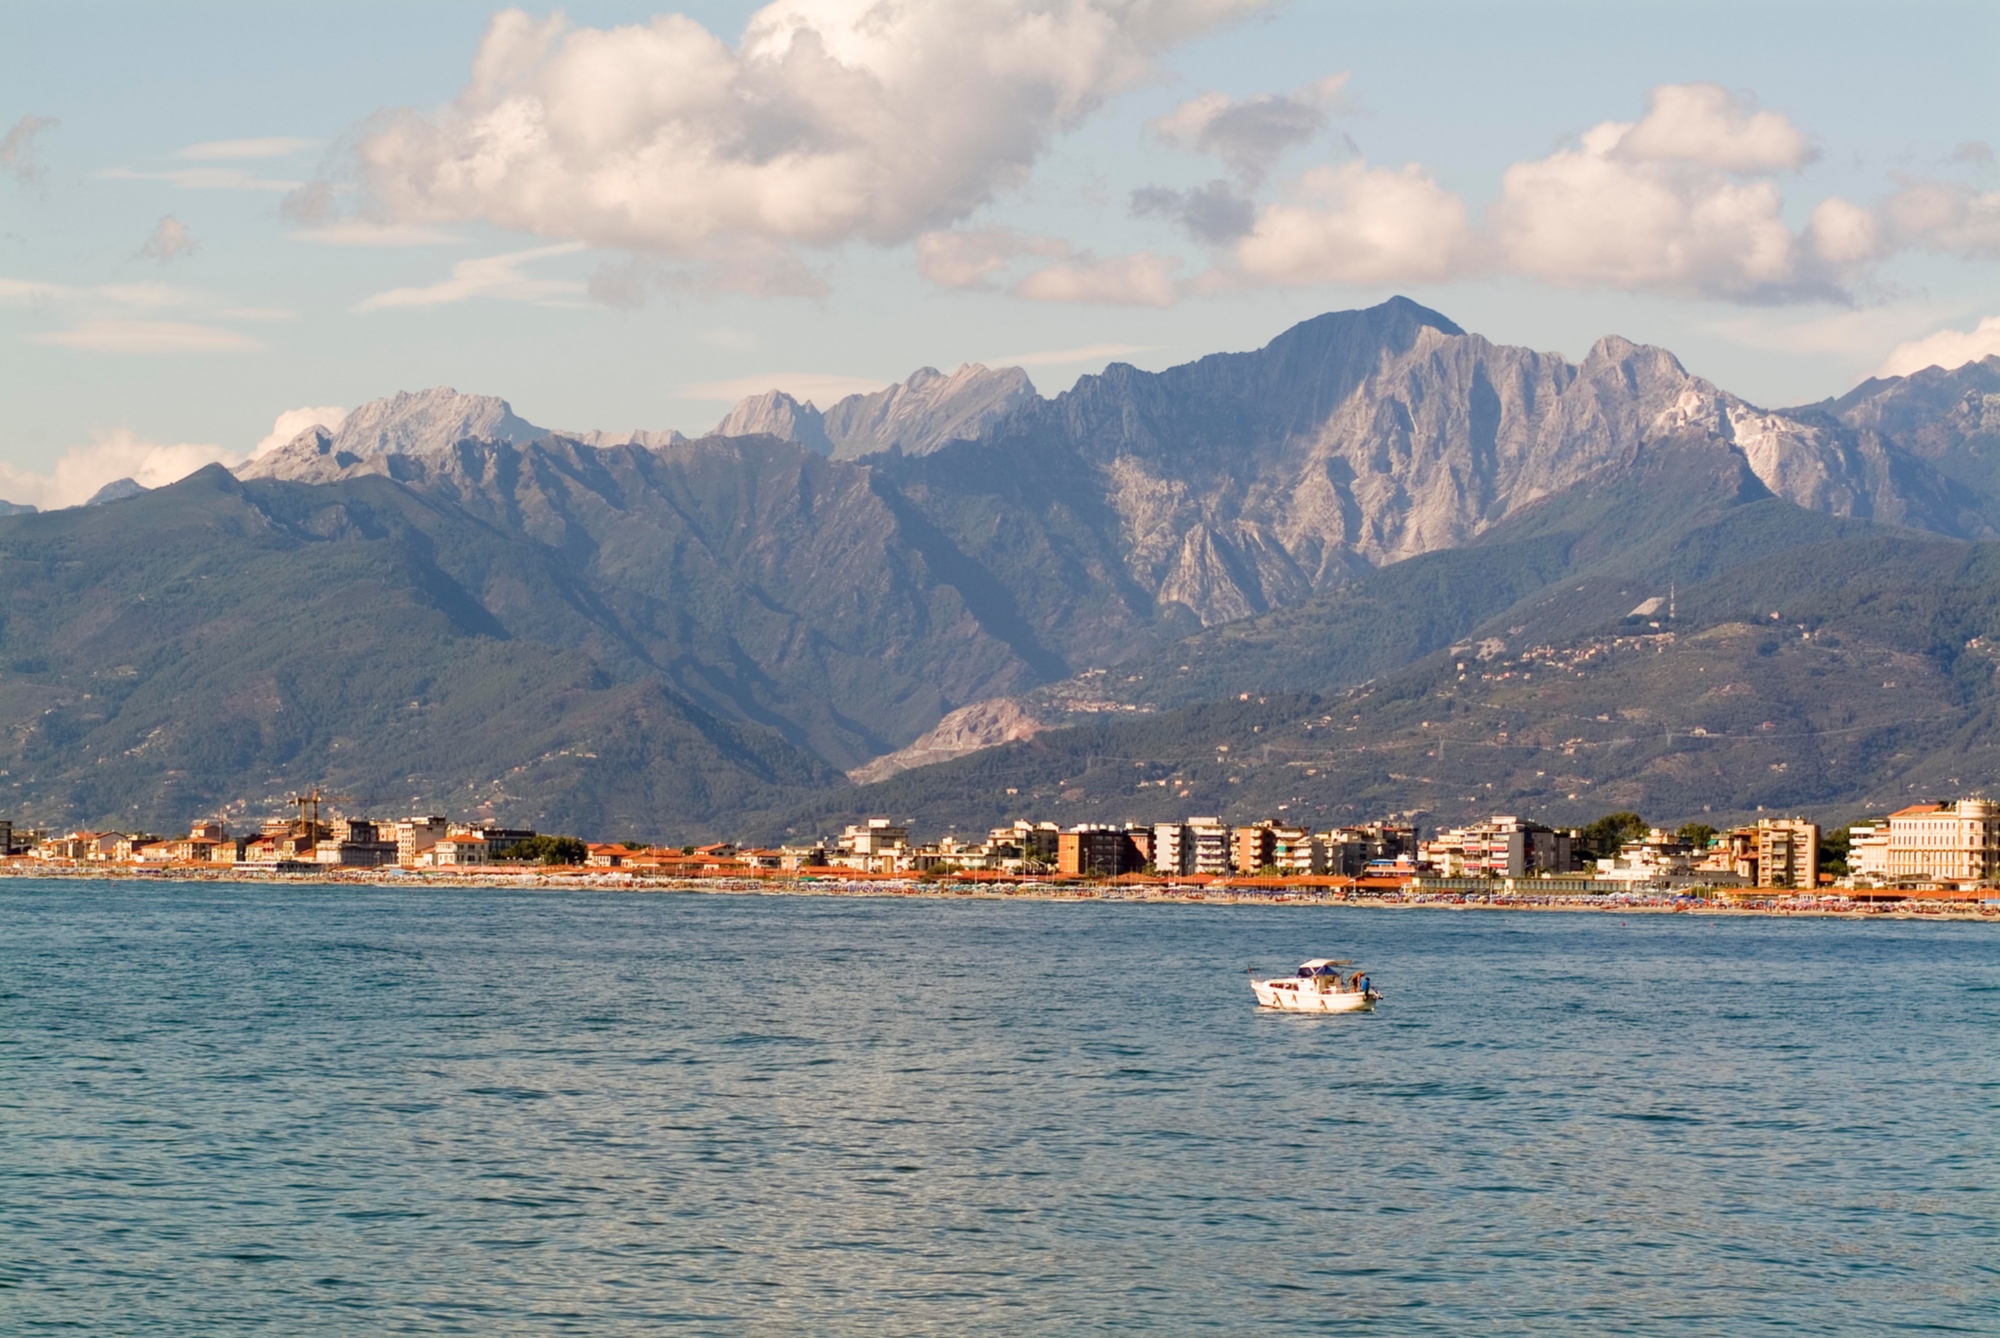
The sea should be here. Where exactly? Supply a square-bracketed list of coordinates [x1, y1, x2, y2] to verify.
[2, 880, 1994, 1335]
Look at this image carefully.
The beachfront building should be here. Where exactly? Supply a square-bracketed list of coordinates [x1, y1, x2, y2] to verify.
[1270, 825, 1320, 875]
[1187, 819, 1231, 875]
[1700, 818, 1820, 888]
[988, 820, 1060, 871]
[1846, 822, 1890, 882]
[1152, 822, 1192, 876]
[1232, 824, 1277, 874]
[1422, 816, 1577, 878]
[778, 843, 830, 872]
[1595, 828, 1699, 885]
[1057, 825, 1148, 877]
[1882, 799, 2000, 883]
[392, 816, 450, 867]
[1318, 821, 1421, 876]
[833, 818, 910, 873]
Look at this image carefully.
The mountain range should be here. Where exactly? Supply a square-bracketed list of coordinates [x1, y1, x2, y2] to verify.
[4, 297, 1998, 839]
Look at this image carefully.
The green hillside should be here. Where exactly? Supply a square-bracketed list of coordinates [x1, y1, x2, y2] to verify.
[0, 467, 833, 838]
[761, 464, 2000, 840]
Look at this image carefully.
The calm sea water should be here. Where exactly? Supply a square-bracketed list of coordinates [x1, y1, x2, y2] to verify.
[2, 881, 1994, 1334]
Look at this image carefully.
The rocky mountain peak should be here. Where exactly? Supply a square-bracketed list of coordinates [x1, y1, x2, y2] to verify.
[822, 363, 1036, 460]
[334, 387, 543, 456]
[711, 364, 1039, 460]
[711, 390, 835, 455]
[238, 388, 546, 482]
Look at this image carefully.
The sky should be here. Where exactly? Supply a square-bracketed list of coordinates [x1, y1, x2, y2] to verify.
[1, 0, 1995, 507]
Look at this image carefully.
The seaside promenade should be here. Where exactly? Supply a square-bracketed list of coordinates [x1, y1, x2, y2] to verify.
[8, 861, 1995, 921]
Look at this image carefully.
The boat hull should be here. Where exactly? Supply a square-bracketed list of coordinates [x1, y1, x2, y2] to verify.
[1251, 979, 1376, 1012]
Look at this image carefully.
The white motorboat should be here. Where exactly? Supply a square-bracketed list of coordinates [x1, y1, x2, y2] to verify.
[1251, 959, 1379, 1013]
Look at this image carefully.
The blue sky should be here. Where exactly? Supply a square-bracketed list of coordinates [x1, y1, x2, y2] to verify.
[1, 0, 1994, 506]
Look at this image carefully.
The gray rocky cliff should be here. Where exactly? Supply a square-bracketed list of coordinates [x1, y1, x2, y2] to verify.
[924, 299, 1975, 634]
[711, 391, 834, 456]
[711, 364, 1036, 460]
[822, 364, 1036, 460]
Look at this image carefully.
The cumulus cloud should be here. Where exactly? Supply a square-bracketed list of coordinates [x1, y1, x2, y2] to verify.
[1876, 317, 2000, 378]
[0, 404, 365, 510]
[138, 215, 200, 264]
[917, 226, 1179, 303]
[1, 114, 58, 187]
[1882, 180, 2000, 259]
[1150, 73, 1348, 183]
[1232, 160, 1475, 285]
[1012, 250, 1182, 306]
[252, 404, 350, 457]
[346, 0, 1269, 259]
[352, 241, 587, 311]
[915, 226, 1069, 290]
[1489, 83, 1854, 301]
[1130, 179, 1257, 244]
[0, 428, 241, 510]
[1612, 82, 1815, 173]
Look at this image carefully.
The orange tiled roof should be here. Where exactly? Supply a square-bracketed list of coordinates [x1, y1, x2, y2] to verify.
[1888, 803, 1945, 817]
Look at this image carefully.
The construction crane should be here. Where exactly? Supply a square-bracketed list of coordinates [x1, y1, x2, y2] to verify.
[286, 785, 353, 838]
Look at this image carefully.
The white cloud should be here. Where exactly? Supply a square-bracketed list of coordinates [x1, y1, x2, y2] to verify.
[289, 221, 465, 247]
[1012, 250, 1182, 306]
[27, 319, 258, 353]
[2, 276, 275, 352]
[1, 114, 58, 186]
[1131, 180, 1257, 245]
[0, 405, 363, 511]
[987, 341, 1155, 367]
[1489, 83, 1849, 301]
[352, 241, 587, 311]
[916, 226, 1069, 290]
[177, 136, 319, 160]
[1876, 317, 2000, 378]
[1232, 160, 1474, 285]
[99, 165, 303, 192]
[252, 404, 349, 457]
[1151, 73, 1347, 183]
[1612, 82, 1815, 173]
[138, 215, 200, 264]
[347, 0, 1269, 263]
[1883, 180, 2000, 259]
[0, 429, 242, 510]
[682, 371, 889, 402]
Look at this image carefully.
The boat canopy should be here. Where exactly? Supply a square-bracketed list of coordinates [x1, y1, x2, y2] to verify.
[1297, 958, 1354, 975]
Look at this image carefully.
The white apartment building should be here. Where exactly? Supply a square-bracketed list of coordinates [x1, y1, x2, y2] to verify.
[392, 816, 450, 867]
[1270, 825, 1322, 875]
[1883, 799, 2000, 883]
[1423, 816, 1576, 878]
[1846, 822, 1891, 882]
[1186, 818, 1232, 875]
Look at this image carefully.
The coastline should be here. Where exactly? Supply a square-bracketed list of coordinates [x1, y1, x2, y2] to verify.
[3, 864, 1994, 921]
